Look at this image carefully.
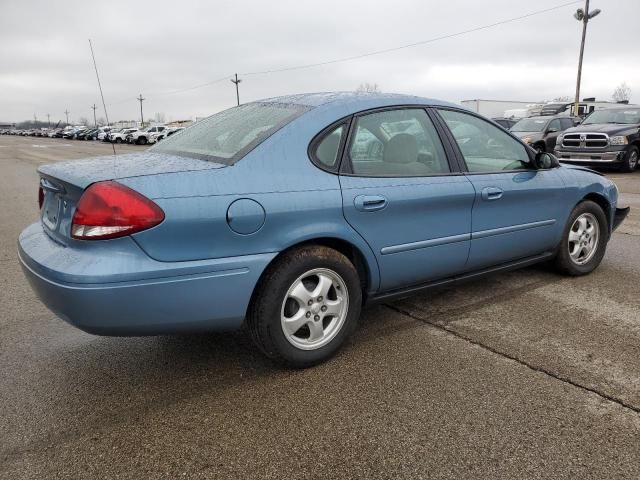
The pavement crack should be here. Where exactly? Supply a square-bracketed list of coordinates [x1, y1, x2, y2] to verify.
[385, 303, 640, 416]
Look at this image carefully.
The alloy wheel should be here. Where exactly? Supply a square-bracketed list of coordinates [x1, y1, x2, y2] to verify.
[280, 268, 349, 351]
[568, 212, 600, 265]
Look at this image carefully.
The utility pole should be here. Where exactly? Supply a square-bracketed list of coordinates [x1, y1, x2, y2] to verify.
[230, 73, 242, 106]
[137, 94, 145, 127]
[573, 0, 601, 117]
[47, 113, 50, 128]
[91, 104, 98, 127]
[64, 109, 70, 126]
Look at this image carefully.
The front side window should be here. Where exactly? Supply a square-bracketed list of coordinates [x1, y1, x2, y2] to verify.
[348, 109, 449, 177]
[560, 118, 575, 130]
[439, 109, 530, 173]
[547, 119, 561, 132]
[313, 124, 344, 169]
[152, 102, 309, 164]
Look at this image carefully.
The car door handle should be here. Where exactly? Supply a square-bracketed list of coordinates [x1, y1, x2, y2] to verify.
[354, 195, 388, 212]
[481, 187, 503, 201]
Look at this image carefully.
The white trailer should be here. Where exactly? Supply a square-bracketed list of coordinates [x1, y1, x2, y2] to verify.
[461, 99, 540, 119]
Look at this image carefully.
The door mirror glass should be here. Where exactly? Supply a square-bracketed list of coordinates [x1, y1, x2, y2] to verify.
[534, 151, 559, 169]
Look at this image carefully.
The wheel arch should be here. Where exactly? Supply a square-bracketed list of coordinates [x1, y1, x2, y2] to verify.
[250, 236, 378, 309]
[581, 192, 612, 232]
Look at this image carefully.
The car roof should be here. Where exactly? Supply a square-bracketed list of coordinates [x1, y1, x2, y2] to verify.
[259, 91, 458, 110]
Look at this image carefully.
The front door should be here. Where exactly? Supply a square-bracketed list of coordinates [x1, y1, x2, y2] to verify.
[437, 108, 566, 271]
[338, 108, 475, 291]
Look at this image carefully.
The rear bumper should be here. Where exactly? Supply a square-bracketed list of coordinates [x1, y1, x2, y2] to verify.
[18, 222, 275, 335]
[612, 207, 630, 233]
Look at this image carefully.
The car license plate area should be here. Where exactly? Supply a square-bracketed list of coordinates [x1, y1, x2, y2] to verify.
[41, 193, 61, 231]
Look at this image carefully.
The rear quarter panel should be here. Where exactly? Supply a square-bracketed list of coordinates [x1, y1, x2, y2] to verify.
[120, 107, 382, 291]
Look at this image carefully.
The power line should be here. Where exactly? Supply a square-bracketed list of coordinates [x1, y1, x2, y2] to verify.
[100, 0, 581, 106]
[241, 0, 582, 77]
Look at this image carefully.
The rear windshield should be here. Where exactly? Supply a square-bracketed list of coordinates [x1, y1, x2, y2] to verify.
[151, 102, 309, 164]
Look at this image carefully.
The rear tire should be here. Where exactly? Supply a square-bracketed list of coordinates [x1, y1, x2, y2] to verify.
[115, 138, 122, 144]
[553, 200, 608, 276]
[246, 245, 362, 368]
[621, 146, 639, 173]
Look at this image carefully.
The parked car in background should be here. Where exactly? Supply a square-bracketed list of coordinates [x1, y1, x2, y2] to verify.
[130, 126, 167, 145]
[149, 126, 185, 143]
[76, 128, 98, 140]
[109, 128, 138, 144]
[19, 92, 628, 367]
[492, 117, 519, 130]
[62, 127, 86, 139]
[554, 106, 640, 172]
[96, 126, 113, 141]
[510, 115, 578, 153]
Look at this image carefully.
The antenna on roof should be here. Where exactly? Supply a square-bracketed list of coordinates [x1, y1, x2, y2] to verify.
[88, 39, 116, 156]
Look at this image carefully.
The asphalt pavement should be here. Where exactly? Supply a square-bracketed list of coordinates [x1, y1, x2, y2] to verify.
[1, 135, 639, 479]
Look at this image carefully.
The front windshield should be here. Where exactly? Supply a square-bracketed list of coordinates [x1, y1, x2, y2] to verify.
[152, 102, 309, 164]
[510, 118, 547, 132]
[583, 109, 640, 125]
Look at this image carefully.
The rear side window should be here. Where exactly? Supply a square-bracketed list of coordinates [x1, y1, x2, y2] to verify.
[152, 102, 309, 164]
[312, 124, 345, 169]
[348, 109, 450, 177]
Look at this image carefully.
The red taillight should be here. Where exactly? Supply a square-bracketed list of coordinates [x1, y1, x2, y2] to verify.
[38, 185, 44, 210]
[71, 181, 164, 240]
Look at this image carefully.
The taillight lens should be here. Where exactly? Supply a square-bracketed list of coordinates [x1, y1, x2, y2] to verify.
[38, 185, 44, 210]
[71, 181, 164, 240]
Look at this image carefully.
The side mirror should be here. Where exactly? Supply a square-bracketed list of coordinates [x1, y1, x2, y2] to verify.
[534, 151, 559, 169]
[546, 127, 559, 134]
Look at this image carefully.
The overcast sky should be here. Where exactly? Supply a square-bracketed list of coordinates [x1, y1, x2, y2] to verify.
[1, 0, 638, 124]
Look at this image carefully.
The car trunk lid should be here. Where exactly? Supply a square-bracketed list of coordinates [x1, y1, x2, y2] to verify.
[37, 151, 225, 244]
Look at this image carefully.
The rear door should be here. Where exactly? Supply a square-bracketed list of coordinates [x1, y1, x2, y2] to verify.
[336, 108, 475, 292]
[436, 108, 566, 271]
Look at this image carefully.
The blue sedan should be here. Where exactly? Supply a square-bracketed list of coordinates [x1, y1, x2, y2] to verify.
[19, 92, 629, 367]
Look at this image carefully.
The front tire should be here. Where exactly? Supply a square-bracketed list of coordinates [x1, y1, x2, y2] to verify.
[246, 245, 362, 368]
[115, 137, 122, 144]
[553, 200, 608, 276]
[621, 146, 639, 173]
[138, 136, 147, 145]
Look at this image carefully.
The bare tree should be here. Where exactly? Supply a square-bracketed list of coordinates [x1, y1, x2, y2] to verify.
[356, 83, 380, 93]
[553, 95, 573, 102]
[612, 82, 632, 102]
[97, 117, 106, 126]
[154, 112, 166, 123]
[78, 117, 89, 126]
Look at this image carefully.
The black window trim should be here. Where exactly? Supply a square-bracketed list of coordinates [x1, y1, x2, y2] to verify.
[337, 105, 464, 178]
[308, 115, 353, 173]
[432, 106, 542, 175]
